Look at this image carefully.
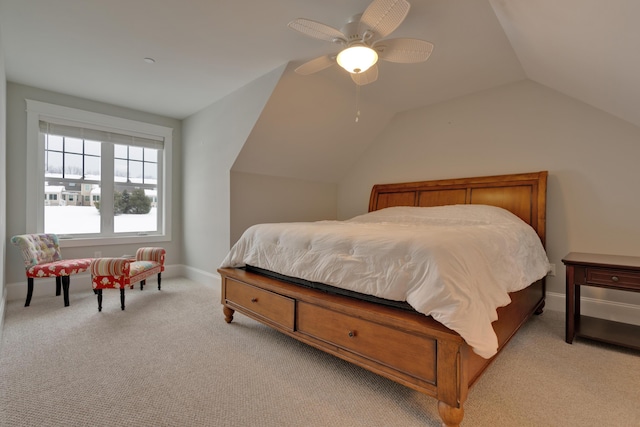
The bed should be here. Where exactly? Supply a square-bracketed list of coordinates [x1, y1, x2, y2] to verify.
[217, 171, 548, 426]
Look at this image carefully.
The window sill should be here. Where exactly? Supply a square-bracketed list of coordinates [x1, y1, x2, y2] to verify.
[59, 234, 170, 248]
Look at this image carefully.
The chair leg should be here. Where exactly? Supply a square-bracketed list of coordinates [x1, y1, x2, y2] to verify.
[25, 278, 34, 307]
[61, 276, 70, 307]
[55, 276, 62, 296]
[120, 288, 125, 310]
[157, 273, 162, 290]
[97, 289, 103, 312]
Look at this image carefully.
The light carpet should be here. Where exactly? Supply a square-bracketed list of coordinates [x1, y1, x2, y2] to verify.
[1, 278, 638, 426]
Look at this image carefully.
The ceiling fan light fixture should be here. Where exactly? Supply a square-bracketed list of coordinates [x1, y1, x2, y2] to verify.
[336, 45, 378, 74]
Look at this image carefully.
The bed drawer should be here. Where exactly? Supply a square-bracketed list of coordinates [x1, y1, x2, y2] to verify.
[225, 278, 295, 331]
[297, 301, 436, 384]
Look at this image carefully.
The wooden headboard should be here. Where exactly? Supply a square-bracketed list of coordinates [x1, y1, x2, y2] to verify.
[369, 171, 548, 246]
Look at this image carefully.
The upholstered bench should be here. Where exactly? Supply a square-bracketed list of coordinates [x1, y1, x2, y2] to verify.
[90, 247, 166, 311]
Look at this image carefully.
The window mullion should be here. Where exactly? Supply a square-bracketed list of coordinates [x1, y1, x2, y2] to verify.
[155, 154, 162, 233]
[101, 143, 115, 235]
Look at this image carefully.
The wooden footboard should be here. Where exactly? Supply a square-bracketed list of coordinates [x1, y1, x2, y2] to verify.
[218, 267, 544, 427]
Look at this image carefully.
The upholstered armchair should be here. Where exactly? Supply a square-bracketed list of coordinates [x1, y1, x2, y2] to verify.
[10, 233, 92, 307]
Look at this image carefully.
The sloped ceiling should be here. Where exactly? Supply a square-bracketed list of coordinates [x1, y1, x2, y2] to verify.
[231, 63, 397, 183]
[490, 0, 640, 129]
[1, 1, 638, 182]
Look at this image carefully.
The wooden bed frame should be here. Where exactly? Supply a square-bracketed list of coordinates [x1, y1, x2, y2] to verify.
[218, 171, 548, 426]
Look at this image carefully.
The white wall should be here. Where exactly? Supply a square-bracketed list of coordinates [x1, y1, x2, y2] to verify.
[338, 79, 640, 318]
[230, 171, 337, 245]
[0, 24, 8, 330]
[5, 83, 183, 288]
[181, 65, 285, 278]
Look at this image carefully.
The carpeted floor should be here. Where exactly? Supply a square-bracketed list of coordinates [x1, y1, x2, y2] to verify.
[0, 277, 638, 426]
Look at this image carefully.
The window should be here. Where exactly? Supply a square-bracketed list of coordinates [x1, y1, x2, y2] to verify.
[26, 100, 173, 247]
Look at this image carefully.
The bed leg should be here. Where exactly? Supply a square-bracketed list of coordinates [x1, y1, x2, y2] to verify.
[535, 300, 545, 315]
[438, 401, 464, 427]
[223, 306, 235, 323]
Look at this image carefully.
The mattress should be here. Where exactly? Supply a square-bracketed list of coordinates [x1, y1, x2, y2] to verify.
[244, 264, 415, 312]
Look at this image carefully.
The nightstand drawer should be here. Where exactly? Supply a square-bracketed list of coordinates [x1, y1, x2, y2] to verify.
[586, 268, 640, 290]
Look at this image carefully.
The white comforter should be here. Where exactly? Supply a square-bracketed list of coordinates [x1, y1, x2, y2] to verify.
[220, 205, 550, 358]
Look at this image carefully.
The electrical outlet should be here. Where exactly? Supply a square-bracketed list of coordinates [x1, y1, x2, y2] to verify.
[94, 251, 102, 258]
[547, 263, 556, 277]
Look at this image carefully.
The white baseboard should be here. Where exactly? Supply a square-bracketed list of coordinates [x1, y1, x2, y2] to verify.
[0, 287, 6, 345]
[5, 274, 636, 327]
[4, 263, 208, 302]
[546, 291, 640, 326]
[181, 265, 221, 289]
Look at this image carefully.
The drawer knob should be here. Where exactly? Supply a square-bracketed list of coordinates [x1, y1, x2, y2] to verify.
[611, 276, 619, 282]
[251, 297, 258, 303]
[348, 330, 356, 338]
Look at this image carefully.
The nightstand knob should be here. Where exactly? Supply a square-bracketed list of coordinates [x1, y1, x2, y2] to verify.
[348, 330, 355, 338]
[251, 297, 258, 303]
[611, 276, 619, 282]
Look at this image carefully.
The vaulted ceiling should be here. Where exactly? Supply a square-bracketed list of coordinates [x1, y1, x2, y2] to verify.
[2, 0, 639, 181]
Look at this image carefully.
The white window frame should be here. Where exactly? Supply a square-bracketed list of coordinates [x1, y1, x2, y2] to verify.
[26, 100, 173, 247]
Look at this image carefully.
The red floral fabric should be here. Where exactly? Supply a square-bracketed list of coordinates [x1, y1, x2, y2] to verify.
[27, 258, 92, 278]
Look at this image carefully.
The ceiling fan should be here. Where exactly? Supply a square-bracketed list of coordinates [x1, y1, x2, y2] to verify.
[288, 0, 434, 86]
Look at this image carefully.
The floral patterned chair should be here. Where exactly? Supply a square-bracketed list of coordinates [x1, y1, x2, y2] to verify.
[11, 233, 92, 307]
[90, 247, 166, 311]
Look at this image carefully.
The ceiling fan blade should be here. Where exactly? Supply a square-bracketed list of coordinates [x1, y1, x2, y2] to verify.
[351, 64, 378, 86]
[359, 0, 410, 39]
[375, 38, 434, 63]
[288, 18, 346, 43]
[294, 55, 335, 75]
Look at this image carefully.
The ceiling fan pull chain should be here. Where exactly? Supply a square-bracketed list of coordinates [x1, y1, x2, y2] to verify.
[355, 83, 361, 123]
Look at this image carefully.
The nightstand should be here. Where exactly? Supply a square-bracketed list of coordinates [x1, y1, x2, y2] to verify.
[562, 252, 640, 351]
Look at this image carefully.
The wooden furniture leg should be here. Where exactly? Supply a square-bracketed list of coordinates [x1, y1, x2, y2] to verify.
[223, 306, 235, 323]
[157, 273, 161, 290]
[565, 264, 575, 343]
[120, 288, 125, 310]
[25, 278, 34, 307]
[97, 289, 103, 312]
[438, 401, 464, 427]
[55, 276, 62, 296]
[61, 276, 70, 307]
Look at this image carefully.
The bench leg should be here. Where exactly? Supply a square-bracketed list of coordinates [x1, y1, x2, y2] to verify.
[97, 289, 103, 312]
[120, 288, 125, 310]
[62, 276, 70, 307]
[158, 273, 161, 290]
[25, 278, 34, 307]
[55, 276, 62, 296]
[140, 279, 145, 291]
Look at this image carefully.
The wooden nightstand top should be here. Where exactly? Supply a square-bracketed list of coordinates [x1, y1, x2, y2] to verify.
[562, 252, 640, 270]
